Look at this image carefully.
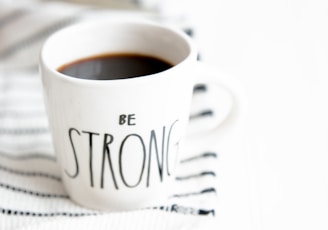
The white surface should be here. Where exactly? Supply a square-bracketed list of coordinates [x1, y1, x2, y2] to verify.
[188, 0, 328, 229]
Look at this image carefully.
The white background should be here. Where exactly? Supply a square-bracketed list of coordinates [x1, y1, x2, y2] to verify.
[188, 0, 328, 229]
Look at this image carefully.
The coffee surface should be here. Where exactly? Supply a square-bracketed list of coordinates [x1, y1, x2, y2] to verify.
[57, 53, 173, 80]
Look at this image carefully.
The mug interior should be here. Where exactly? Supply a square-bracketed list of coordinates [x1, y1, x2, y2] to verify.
[41, 21, 194, 76]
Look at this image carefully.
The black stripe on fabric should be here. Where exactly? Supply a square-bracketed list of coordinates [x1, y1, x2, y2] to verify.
[0, 9, 28, 28]
[198, 209, 215, 216]
[183, 27, 194, 37]
[0, 81, 41, 89]
[0, 205, 215, 217]
[0, 110, 45, 118]
[170, 187, 217, 198]
[0, 141, 52, 150]
[0, 207, 97, 217]
[0, 127, 49, 135]
[0, 100, 44, 108]
[0, 16, 81, 60]
[0, 182, 68, 199]
[189, 109, 213, 120]
[0, 147, 53, 156]
[197, 53, 202, 61]
[0, 164, 60, 181]
[180, 152, 217, 163]
[175, 171, 216, 181]
[0, 151, 56, 161]
[151, 204, 215, 217]
[0, 64, 39, 76]
[193, 84, 207, 93]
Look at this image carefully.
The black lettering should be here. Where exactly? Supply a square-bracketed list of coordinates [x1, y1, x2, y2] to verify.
[100, 133, 118, 189]
[147, 127, 165, 187]
[67, 128, 80, 178]
[119, 114, 136, 126]
[119, 114, 127, 125]
[82, 131, 99, 187]
[166, 120, 179, 176]
[128, 114, 136, 125]
[119, 134, 146, 188]
[171, 204, 178, 213]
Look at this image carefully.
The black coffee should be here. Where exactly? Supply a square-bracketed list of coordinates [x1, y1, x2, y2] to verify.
[57, 53, 173, 80]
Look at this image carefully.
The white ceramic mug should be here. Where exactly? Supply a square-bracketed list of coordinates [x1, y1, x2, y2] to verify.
[40, 20, 233, 211]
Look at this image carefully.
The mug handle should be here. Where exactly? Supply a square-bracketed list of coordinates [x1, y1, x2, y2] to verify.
[187, 62, 235, 136]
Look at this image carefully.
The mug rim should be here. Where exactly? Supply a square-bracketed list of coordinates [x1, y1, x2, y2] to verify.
[40, 19, 197, 86]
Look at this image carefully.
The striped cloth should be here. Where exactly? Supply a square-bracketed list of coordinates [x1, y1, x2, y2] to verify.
[0, 2, 220, 229]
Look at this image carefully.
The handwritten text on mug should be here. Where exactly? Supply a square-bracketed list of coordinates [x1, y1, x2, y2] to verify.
[65, 119, 180, 190]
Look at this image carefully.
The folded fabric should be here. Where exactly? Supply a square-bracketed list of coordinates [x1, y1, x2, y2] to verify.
[0, 2, 220, 229]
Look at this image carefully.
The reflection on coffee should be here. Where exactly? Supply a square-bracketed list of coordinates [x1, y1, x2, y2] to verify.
[57, 53, 173, 80]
